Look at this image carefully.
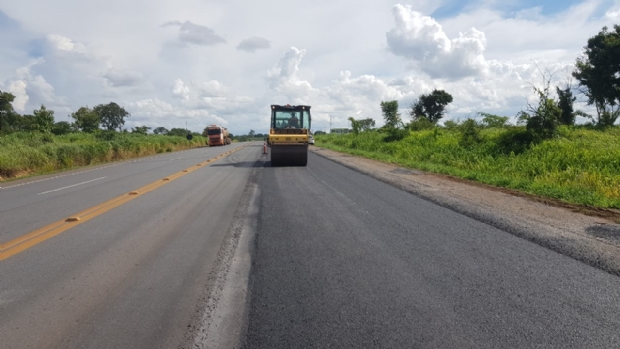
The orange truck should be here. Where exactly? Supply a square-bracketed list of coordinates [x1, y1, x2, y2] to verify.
[203, 124, 231, 146]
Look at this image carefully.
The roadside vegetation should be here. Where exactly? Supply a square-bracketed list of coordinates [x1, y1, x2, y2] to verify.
[0, 99, 207, 181]
[316, 25, 620, 209]
[0, 131, 206, 180]
[316, 126, 620, 209]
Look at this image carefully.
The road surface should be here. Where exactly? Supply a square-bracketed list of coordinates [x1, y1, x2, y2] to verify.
[0, 144, 255, 349]
[244, 151, 620, 348]
[1, 144, 619, 348]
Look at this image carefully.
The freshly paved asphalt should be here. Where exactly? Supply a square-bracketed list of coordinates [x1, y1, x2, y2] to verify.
[2, 144, 620, 348]
[243, 151, 620, 348]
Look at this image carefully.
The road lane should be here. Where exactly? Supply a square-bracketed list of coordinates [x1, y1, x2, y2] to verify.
[0, 145, 242, 243]
[0, 143, 262, 349]
[244, 151, 620, 348]
[36, 176, 108, 195]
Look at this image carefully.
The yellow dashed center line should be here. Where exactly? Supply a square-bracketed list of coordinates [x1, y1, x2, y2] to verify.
[0, 146, 246, 261]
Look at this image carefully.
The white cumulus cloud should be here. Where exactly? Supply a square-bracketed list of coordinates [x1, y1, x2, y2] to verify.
[7, 80, 28, 112]
[46, 34, 86, 53]
[266, 47, 317, 101]
[606, 9, 620, 19]
[172, 79, 190, 100]
[386, 4, 489, 80]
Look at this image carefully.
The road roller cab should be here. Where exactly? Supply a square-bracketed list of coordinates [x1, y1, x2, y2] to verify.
[268, 104, 311, 166]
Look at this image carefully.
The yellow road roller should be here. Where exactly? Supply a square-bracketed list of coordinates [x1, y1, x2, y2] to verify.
[268, 104, 311, 166]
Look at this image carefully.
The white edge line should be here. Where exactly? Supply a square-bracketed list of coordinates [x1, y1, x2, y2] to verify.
[37, 177, 107, 195]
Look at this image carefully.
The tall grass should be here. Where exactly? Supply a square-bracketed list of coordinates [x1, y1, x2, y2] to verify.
[315, 126, 620, 209]
[0, 132, 207, 180]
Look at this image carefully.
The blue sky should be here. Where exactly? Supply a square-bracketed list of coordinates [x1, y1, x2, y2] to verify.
[433, 0, 603, 17]
[1, 0, 619, 134]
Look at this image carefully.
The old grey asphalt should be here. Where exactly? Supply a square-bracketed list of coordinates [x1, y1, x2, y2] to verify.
[0, 143, 257, 349]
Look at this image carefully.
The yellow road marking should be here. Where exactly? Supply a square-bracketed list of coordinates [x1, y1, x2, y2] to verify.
[0, 146, 246, 261]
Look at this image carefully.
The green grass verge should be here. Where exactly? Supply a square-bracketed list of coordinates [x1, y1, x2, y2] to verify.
[315, 126, 620, 209]
[0, 132, 209, 181]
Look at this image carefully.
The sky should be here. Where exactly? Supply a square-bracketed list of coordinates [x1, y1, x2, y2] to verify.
[1, 0, 619, 135]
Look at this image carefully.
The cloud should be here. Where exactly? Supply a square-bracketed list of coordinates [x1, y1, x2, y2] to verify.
[386, 4, 489, 80]
[606, 9, 620, 19]
[46, 34, 86, 53]
[162, 20, 226, 47]
[237, 36, 271, 52]
[11, 58, 62, 110]
[103, 68, 145, 87]
[126, 97, 229, 130]
[7, 80, 28, 112]
[172, 79, 190, 100]
[266, 47, 317, 101]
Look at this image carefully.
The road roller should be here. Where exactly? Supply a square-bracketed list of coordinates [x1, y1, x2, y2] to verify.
[268, 104, 311, 166]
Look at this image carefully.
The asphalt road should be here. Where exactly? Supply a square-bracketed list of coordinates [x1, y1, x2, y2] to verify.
[243, 151, 620, 349]
[2, 144, 620, 348]
[0, 143, 257, 349]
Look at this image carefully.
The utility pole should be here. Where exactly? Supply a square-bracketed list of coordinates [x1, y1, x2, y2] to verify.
[329, 115, 332, 134]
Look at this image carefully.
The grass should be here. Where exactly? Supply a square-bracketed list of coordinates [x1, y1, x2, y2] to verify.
[0, 132, 208, 181]
[315, 126, 620, 209]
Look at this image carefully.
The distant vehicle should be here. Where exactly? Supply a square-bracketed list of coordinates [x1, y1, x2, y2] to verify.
[308, 133, 315, 145]
[268, 104, 311, 166]
[330, 128, 351, 134]
[203, 125, 231, 146]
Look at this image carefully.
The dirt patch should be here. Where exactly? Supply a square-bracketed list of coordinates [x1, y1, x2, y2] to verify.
[0, 170, 32, 182]
[390, 168, 424, 176]
[430, 172, 620, 223]
[311, 146, 620, 276]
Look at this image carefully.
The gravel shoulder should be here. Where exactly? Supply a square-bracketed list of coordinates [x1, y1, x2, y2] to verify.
[311, 146, 620, 276]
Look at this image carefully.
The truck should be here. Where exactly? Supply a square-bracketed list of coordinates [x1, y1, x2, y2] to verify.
[203, 124, 231, 146]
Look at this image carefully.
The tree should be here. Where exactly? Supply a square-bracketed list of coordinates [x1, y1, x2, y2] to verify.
[443, 119, 459, 130]
[573, 25, 620, 127]
[71, 107, 100, 133]
[131, 126, 151, 135]
[0, 91, 17, 134]
[153, 127, 169, 135]
[94, 102, 130, 131]
[52, 121, 72, 135]
[32, 105, 55, 133]
[380, 101, 402, 128]
[168, 128, 189, 137]
[409, 117, 435, 131]
[21, 114, 37, 131]
[348, 117, 361, 134]
[556, 86, 576, 126]
[479, 112, 510, 128]
[410, 89, 453, 124]
[459, 118, 482, 148]
[349, 117, 375, 132]
[248, 129, 255, 137]
[517, 84, 561, 142]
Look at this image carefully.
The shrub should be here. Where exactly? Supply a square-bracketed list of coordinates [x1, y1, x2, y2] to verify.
[458, 119, 482, 148]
